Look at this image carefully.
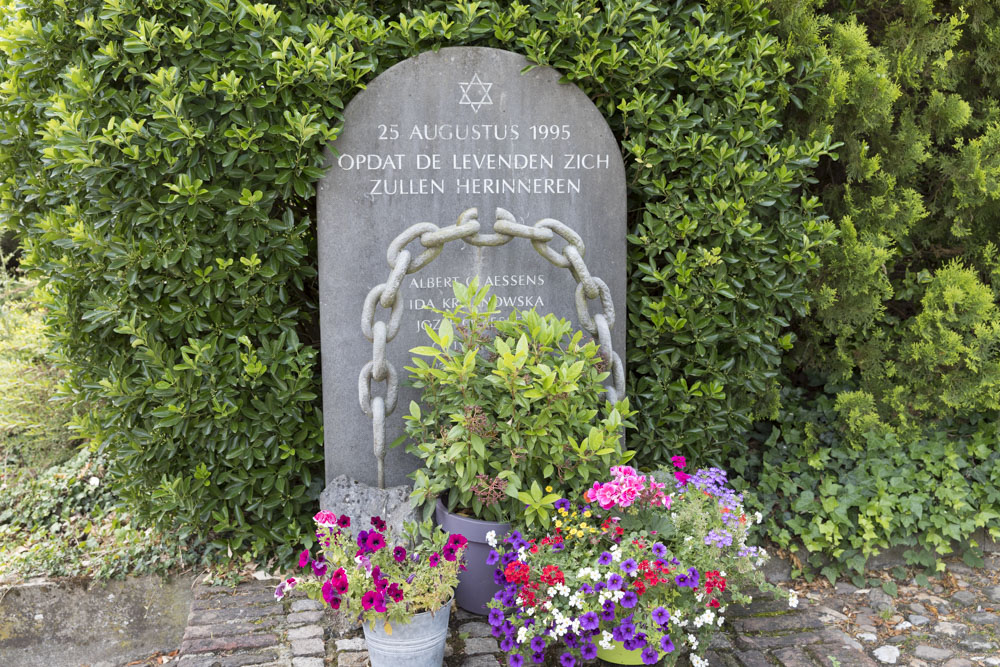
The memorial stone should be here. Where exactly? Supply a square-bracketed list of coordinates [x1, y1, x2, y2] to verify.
[318, 47, 626, 488]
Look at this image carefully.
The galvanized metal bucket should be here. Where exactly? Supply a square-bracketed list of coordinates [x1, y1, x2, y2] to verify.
[362, 599, 451, 667]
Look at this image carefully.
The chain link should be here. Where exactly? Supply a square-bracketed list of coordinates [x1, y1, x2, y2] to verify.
[360, 207, 622, 488]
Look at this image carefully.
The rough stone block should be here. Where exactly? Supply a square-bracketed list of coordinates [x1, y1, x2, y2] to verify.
[735, 649, 772, 667]
[291, 637, 325, 656]
[180, 633, 278, 655]
[464, 637, 499, 655]
[320, 475, 416, 539]
[292, 658, 325, 667]
[914, 645, 953, 661]
[772, 646, 813, 667]
[288, 625, 323, 641]
[458, 621, 493, 638]
[187, 604, 283, 626]
[290, 599, 323, 612]
[460, 657, 500, 667]
[335, 637, 366, 652]
[338, 652, 370, 667]
[286, 611, 324, 626]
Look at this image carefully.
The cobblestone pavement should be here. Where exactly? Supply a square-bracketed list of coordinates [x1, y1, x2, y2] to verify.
[167, 555, 1000, 667]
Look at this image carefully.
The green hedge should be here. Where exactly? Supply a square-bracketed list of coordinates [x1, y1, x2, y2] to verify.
[748, 0, 1000, 579]
[0, 0, 833, 559]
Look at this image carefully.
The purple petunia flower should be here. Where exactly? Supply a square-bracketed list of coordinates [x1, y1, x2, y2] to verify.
[579, 611, 600, 631]
[620, 590, 639, 608]
[488, 608, 504, 627]
[620, 558, 638, 576]
[507, 655, 524, 667]
[579, 583, 594, 594]
[554, 498, 571, 511]
[580, 643, 598, 660]
[598, 551, 613, 565]
[641, 647, 659, 665]
[559, 653, 575, 667]
[607, 573, 624, 590]
[652, 542, 667, 558]
[661, 634, 675, 652]
[486, 549, 500, 565]
[652, 606, 670, 626]
[530, 636, 546, 653]
[531, 653, 545, 664]
[499, 637, 515, 652]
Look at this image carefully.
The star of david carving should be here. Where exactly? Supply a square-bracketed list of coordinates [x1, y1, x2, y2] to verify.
[458, 73, 493, 113]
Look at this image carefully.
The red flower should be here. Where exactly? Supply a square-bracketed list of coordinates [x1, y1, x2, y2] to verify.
[504, 561, 530, 585]
[540, 565, 565, 586]
[633, 580, 647, 595]
[708, 598, 720, 608]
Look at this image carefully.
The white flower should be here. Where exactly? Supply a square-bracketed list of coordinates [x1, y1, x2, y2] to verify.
[691, 655, 709, 667]
[687, 633, 699, 651]
[754, 511, 763, 524]
[599, 591, 611, 605]
[788, 590, 799, 608]
[88, 476, 100, 486]
[517, 627, 528, 643]
[547, 586, 557, 597]
[717, 615, 725, 627]
[611, 550, 622, 562]
[684, 535, 693, 542]
[486, 530, 497, 548]
[719, 571, 726, 578]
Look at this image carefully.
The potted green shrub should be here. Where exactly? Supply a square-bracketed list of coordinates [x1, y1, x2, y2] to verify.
[400, 278, 633, 613]
[278, 510, 467, 667]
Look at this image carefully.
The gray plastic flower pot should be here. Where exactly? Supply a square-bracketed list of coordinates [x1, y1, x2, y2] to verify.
[435, 499, 511, 614]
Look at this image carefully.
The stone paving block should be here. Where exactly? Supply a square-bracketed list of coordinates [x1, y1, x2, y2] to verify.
[914, 645, 954, 662]
[335, 637, 366, 652]
[286, 610, 324, 626]
[933, 621, 968, 638]
[460, 656, 500, 667]
[807, 643, 878, 666]
[943, 659, 974, 667]
[291, 637, 325, 656]
[464, 636, 500, 654]
[703, 650, 741, 667]
[191, 592, 279, 610]
[736, 630, 827, 650]
[459, 621, 493, 637]
[188, 604, 284, 626]
[291, 599, 324, 612]
[338, 652, 370, 667]
[773, 646, 814, 667]
[214, 654, 283, 667]
[735, 649, 774, 667]
[968, 611, 1000, 626]
[184, 617, 283, 640]
[181, 633, 279, 655]
[292, 658, 325, 667]
[730, 598, 796, 617]
[733, 612, 825, 634]
[287, 625, 323, 640]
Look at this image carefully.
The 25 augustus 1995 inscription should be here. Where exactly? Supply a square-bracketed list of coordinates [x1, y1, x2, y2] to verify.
[318, 47, 626, 487]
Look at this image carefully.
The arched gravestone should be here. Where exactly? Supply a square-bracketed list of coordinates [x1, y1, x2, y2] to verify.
[318, 47, 626, 488]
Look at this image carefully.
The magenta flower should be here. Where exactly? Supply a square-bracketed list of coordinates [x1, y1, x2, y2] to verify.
[337, 514, 351, 528]
[361, 590, 377, 610]
[671, 455, 686, 469]
[297, 549, 310, 568]
[366, 531, 386, 552]
[371, 516, 386, 531]
[442, 544, 458, 561]
[393, 546, 407, 562]
[429, 552, 440, 568]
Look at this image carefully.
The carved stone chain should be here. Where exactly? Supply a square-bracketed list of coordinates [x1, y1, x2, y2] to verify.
[359, 207, 625, 488]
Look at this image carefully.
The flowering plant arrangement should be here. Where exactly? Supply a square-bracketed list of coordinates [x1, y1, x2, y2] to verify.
[485, 460, 794, 666]
[275, 510, 468, 630]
